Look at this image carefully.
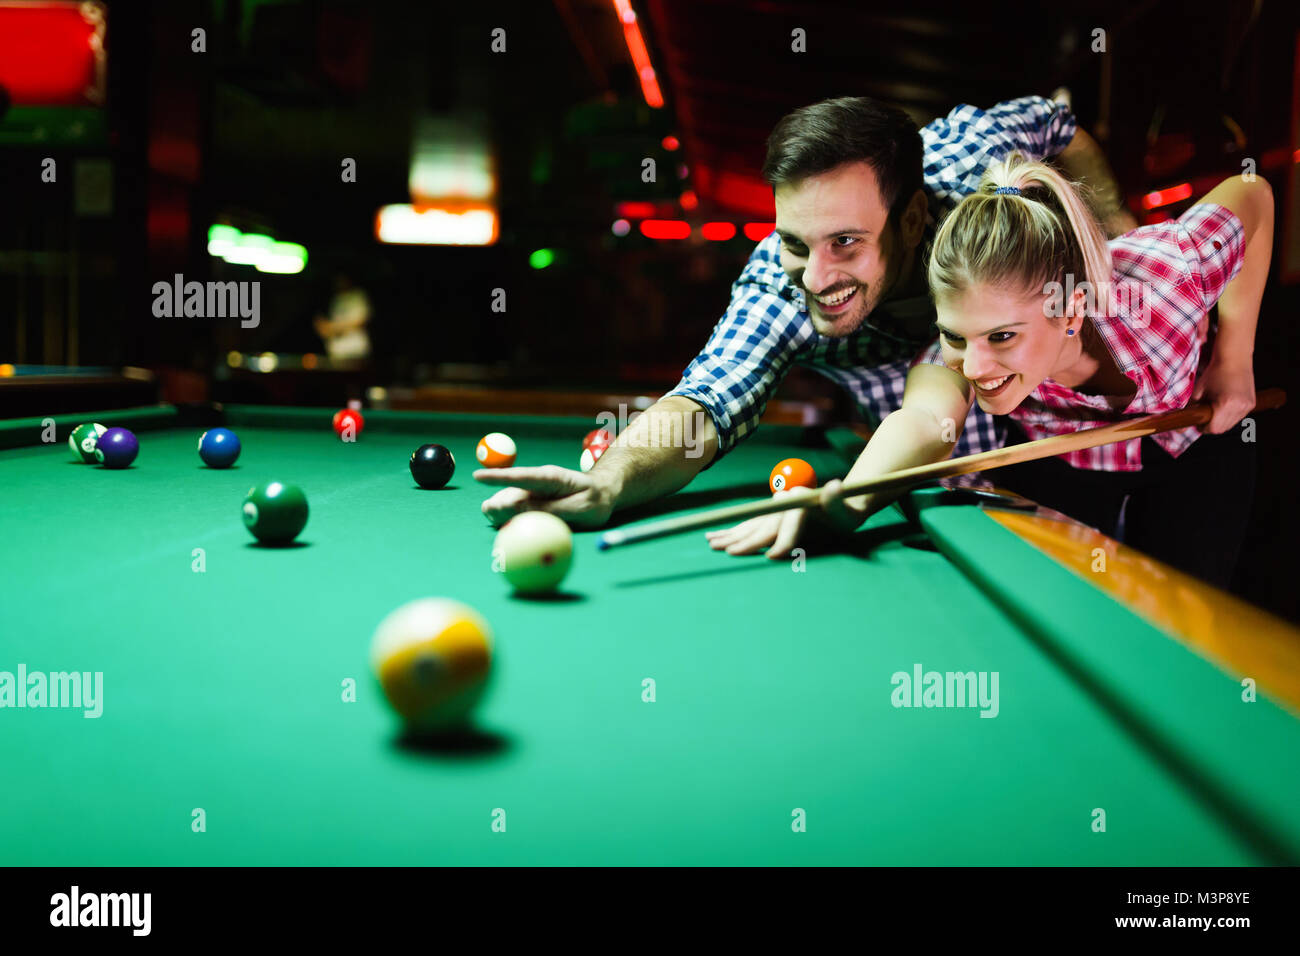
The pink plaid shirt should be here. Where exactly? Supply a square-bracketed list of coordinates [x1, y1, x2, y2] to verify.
[915, 203, 1245, 471]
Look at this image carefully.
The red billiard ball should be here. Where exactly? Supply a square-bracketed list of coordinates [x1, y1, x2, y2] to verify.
[582, 428, 611, 451]
[580, 436, 610, 472]
[333, 408, 364, 440]
[769, 458, 816, 493]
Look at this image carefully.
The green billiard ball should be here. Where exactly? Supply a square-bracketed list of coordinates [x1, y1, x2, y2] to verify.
[68, 422, 107, 463]
[242, 482, 309, 544]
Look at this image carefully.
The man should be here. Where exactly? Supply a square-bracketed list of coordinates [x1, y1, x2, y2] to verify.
[477, 94, 1137, 530]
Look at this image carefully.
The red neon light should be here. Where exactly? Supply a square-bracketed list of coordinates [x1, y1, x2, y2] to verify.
[1142, 183, 1193, 210]
[640, 219, 690, 240]
[0, 2, 106, 106]
[662, 135, 680, 151]
[679, 190, 698, 211]
[612, 0, 664, 108]
[615, 201, 658, 219]
[743, 222, 775, 241]
[701, 222, 736, 241]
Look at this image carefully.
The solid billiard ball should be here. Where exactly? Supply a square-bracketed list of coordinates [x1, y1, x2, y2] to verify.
[579, 435, 610, 473]
[242, 481, 309, 544]
[370, 597, 493, 731]
[581, 428, 611, 451]
[333, 408, 364, 440]
[410, 443, 455, 489]
[476, 432, 516, 468]
[770, 458, 816, 493]
[95, 428, 139, 469]
[68, 422, 107, 463]
[492, 511, 573, 594]
[198, 427, 241, 468]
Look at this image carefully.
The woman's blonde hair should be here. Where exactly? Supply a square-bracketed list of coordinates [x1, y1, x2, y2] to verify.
[928, 153, 1112, 316]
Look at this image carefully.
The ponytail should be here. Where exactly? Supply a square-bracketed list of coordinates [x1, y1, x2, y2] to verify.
[928, 153, 1112, 316]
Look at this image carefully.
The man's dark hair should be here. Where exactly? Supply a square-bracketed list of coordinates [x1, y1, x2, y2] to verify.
[762, 96, 923, 223]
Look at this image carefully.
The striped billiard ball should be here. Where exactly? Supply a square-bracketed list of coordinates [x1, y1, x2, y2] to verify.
[370, 598, 493, 731]
[68, 422, 107, 463]
[476, 432, 516, 468]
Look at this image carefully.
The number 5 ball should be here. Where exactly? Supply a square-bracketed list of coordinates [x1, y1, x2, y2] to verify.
[370, 598, 493, 731]
[770, 458, 816, 493]
[493, 511, 573, 594]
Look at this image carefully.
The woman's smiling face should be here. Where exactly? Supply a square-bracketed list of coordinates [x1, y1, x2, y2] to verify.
[936, 284, 1080, 413]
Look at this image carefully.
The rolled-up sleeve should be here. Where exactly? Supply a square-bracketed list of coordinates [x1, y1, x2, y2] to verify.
[664, 233, 811, 458]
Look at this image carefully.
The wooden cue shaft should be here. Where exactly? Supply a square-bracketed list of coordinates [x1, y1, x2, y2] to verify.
[596, 388, 1286, 551]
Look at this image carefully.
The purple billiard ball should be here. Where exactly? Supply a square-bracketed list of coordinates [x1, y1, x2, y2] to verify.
[95, 427, 139, 469]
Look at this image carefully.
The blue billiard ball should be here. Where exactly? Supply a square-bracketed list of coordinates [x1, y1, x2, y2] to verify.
[198, 427, 241, 468]
[95, 427, 139, 469]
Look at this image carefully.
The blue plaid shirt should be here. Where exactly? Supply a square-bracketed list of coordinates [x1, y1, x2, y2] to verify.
[667, 96, 1078, 463]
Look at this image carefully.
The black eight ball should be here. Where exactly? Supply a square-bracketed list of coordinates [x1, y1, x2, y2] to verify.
[410, 443, 456, 489]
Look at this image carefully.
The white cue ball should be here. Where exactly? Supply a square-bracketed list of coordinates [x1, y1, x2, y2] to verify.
[493, 511, 574, 594]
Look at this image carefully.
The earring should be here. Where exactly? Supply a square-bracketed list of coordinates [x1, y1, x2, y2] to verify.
[1066, 328, 1076, 336]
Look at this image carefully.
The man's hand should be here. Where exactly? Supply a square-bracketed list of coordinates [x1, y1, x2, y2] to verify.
[1192, 354, 1257, 434]
[476, 465, 617, 529]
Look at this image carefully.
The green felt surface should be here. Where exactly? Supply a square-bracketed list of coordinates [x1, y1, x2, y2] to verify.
[1, 407, 1293, 864]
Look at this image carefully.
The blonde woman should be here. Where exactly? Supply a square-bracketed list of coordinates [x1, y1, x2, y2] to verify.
[708, 154, 1272, 588]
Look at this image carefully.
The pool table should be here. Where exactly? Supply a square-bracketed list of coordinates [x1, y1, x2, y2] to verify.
[3, 404, 1299, 866]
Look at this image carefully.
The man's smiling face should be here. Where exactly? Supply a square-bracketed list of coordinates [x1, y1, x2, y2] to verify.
[775, 161, 905, 337]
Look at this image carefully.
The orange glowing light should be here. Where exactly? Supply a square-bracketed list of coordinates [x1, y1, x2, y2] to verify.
[1141, 183, 1193, 210]
[611, 0, 664, 108]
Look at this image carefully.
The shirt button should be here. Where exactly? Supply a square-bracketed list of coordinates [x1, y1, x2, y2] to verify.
[1213, 241, 1222, 250]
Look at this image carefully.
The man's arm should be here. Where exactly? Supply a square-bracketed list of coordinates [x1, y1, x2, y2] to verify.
[1055, 127, 1139, 237]
[475, 396, 720, 529]
[592, 396, 719, 513]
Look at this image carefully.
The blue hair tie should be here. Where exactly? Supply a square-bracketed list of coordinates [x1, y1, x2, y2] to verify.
[994, 186, 1022, 196]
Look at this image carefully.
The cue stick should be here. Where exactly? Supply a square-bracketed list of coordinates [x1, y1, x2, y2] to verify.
[596, 388, 1286, 551]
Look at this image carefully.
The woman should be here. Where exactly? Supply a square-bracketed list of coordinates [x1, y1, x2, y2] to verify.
[708, 153, 1272, 588]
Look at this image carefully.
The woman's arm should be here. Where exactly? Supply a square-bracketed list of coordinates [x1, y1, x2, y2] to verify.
[1190, 175, 1274, 433]
[823, 363, 975, 528]
[1055, 128, 1139, 238]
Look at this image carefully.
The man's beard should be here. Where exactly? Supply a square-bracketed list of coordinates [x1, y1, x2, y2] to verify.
[807, 281, 883, 337]
[807, 229, 908, 337]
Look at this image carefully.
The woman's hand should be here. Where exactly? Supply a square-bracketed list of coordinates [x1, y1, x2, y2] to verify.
[1192, 354, 1257, 434]
[705, 491, 809, 559]
[705, 480, 866, 559]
